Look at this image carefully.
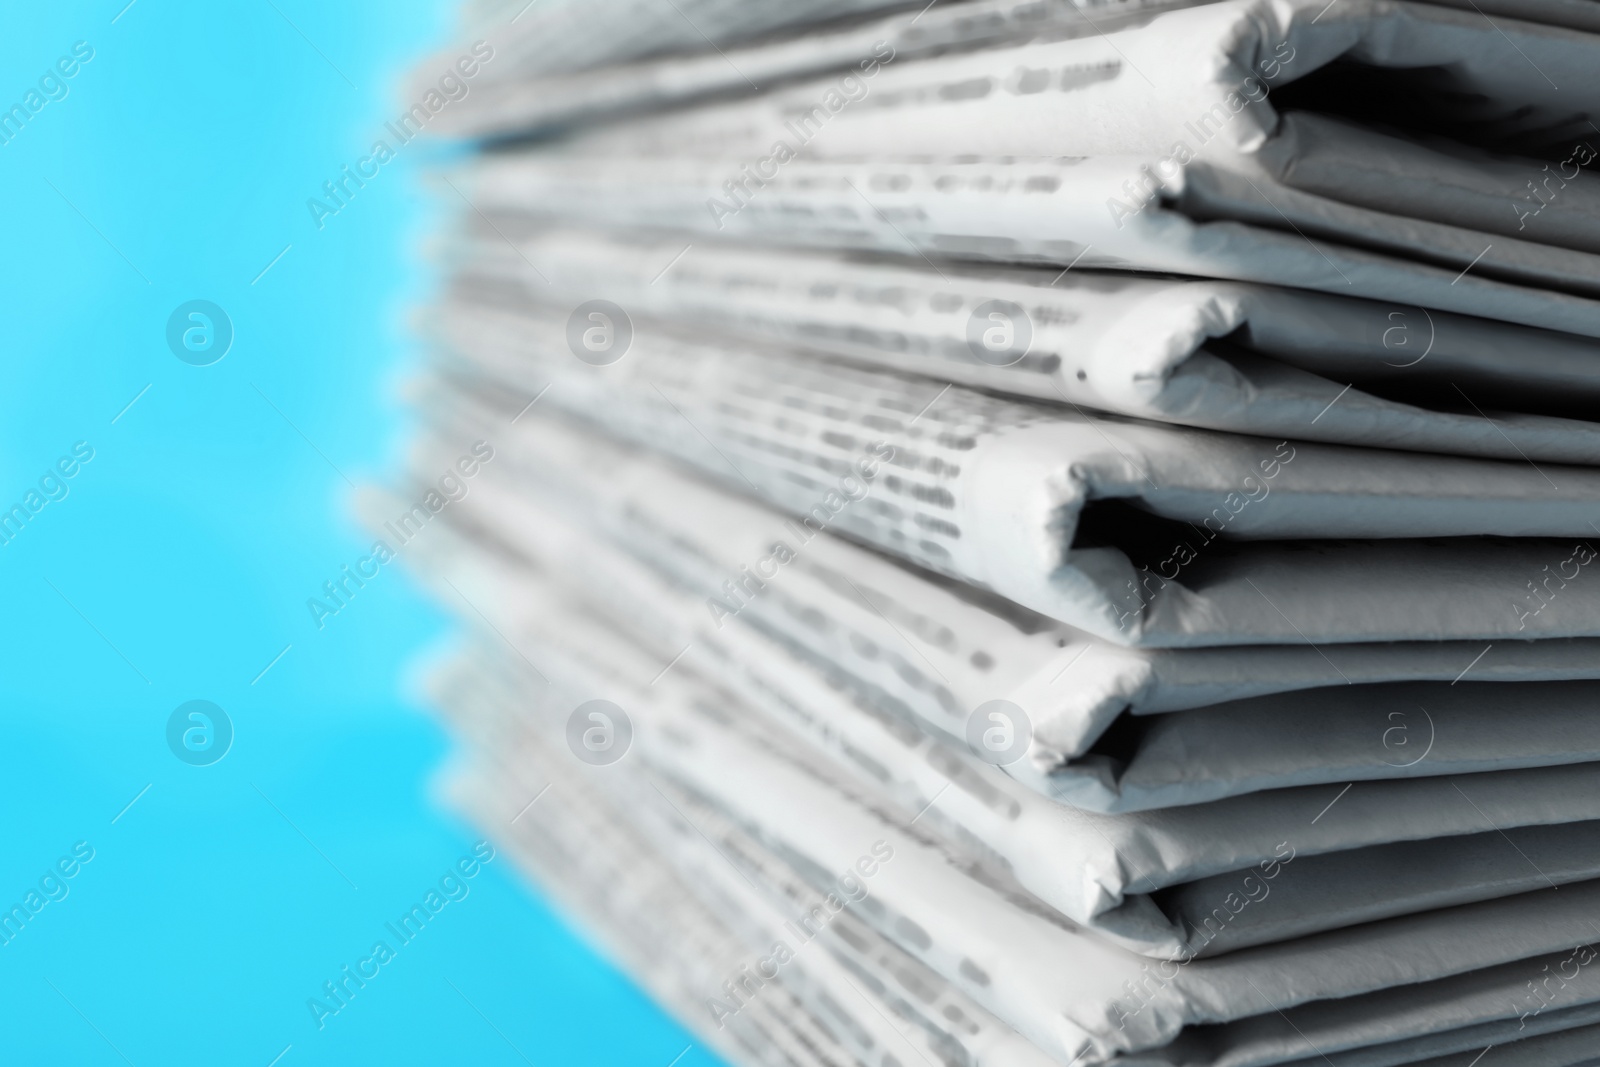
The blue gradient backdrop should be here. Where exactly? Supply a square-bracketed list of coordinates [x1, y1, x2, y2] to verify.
[0, 3, 718, 1064]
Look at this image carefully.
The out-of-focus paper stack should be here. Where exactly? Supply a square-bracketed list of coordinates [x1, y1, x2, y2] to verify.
[391, 1, 1600, 1063]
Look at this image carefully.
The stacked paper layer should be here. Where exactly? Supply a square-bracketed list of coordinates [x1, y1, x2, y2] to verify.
[393, 1, 1600, 1063]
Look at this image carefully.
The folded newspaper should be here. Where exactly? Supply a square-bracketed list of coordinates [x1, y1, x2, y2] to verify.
[396, 0, 1600, 1062]
[465, 0, 1600, 335]
[456, 227, 1600, 463]
[427, 313, 1600, 647]
[427, 0, 1600, 137]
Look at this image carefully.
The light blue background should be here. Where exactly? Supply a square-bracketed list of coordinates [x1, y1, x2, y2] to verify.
[0, 3, 720, 1064]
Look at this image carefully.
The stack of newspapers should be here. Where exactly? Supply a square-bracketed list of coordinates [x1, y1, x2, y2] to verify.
[387, 0, 1600, 1063]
